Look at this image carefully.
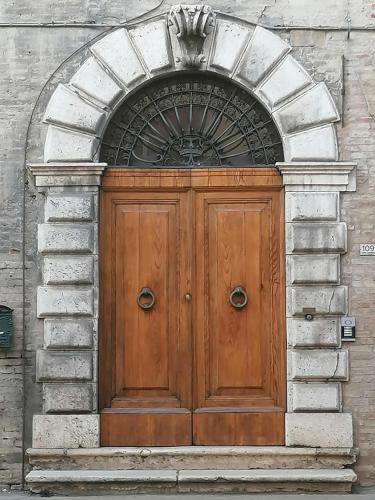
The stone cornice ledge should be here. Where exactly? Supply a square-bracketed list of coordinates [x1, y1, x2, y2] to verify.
[276, 162, 357, 192]
[28, 163, 107, 189]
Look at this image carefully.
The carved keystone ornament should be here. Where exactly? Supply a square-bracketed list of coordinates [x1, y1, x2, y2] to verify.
[168, 4, 215, 67]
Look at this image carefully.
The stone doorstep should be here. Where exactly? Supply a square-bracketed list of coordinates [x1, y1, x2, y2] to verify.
[27, 446, 357, 470]
[26, 469, 357, 494]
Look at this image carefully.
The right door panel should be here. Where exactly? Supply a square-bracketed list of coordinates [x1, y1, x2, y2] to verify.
[193, 188, 285, 445]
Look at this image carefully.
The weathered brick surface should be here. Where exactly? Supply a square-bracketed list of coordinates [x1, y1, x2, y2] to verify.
[1, 0, 375, 488]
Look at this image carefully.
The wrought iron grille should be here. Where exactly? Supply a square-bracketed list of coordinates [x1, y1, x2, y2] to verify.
[100, 73, 284, 167]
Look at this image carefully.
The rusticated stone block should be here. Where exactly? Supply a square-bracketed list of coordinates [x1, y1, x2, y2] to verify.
[285, 413, 353, 448]
[288, 255, 340, 284]
[286, 222, 347, 254]
[43, 256, 94, 285]
[44, 319, 93, 349]
[287, 286, 347, 316]
[130, 19, 172, 73]
[38, 224, 94, 254]
[46, 194, 94, 222]
[287, 318, 340, 347]
[44, 383, 93, 413]
[289, 349, 348, 381]
[286, 192, 338, 222]
[36, 351, 92, 381]
[290, 382, 341, 411]
[32, 415, 99, 448]
[37, 286, 93, 317]
[44, 125, 99, 163]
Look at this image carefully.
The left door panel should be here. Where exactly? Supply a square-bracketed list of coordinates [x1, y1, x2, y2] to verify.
[100, 187, 192, 445]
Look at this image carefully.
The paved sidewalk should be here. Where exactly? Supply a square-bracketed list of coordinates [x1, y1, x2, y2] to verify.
[2, 489, 375, 499]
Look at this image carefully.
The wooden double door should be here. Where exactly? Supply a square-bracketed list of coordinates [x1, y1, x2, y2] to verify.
[99, 168, 285, 446]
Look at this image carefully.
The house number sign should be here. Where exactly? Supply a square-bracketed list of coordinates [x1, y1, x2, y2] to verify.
[360, 243, 375, 256]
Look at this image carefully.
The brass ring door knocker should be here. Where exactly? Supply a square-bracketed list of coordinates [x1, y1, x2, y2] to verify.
[137, 287, 156, 310]
[229, 286, 248, 309]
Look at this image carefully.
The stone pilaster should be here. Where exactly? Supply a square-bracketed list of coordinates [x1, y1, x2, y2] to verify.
[277, 161, 356, 448]
[29, 163, 105, 448]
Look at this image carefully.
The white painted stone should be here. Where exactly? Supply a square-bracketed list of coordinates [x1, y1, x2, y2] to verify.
[46, 194, 94, 222]
[235, 26, 290, 87]
[70, 57, 123, 106]
[274, 83, 340, 135]
[288, 286, 347, 316]
[44, 319, 93, 349]
[285, 413, 353, 448]
[289, 349, 348, 381]
[43, 256, 94, 285]
[32, 415, 99, 448]
[256, 55, 312, 109]
[290, 382, 341, 411]
[283, 125, 338, 162]
[210, 20, 252, 73]
[37, 286, 94, 317]
[286, 192, 338, 221]
[44, 384, 93, 413]
[38, 224, 94, 254]
[91, 28, 145, 87]
[43, 84, 106, 134]
[286, 223, 347, 254]
[287, 318, 340, 347]
[130, 19, 172, 74]
[288, 255, 340, 284]
[36, 351, 92, 381]
[44, 125, 99, 163]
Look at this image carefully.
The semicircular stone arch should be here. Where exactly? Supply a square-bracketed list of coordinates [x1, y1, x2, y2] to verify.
[42, 6, 340, 164]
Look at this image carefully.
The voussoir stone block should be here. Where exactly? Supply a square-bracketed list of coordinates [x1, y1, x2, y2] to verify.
[44, 319, 93, 349]
[36, 350, 92, 381]
[130, 19, 172, 73]
[284, 124, 338, 162]
[286, 223, 347, 254]
[288, 286, 347, 316]
[46, 194, 94, 222]
[37, 286, 94, 317]
[44, 125, 99, 163]
[289, 349, 348, 381]
[285, 413, 353, 448]
[70, 57, 123, 106]
[288, 255, 340, 284]
[43, 84, 106, 135]
[286, 192, 338, 222]
[38, 224, 94, 254]
[235, 26, 289, 87]
[32, 414, 99, 448]
[274, 83, 339, 135]
[287, 318, 340, 347]
[43, 256, 94, 285]
[44, 383, 93, 413]
[91, 28, 145, 87]
[290, 382, 341, 412]
[210, 20, 252, 73]
[256, 55, 312, 109]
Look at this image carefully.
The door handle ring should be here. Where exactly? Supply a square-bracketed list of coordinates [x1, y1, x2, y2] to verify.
[137, 287, 156, 310]
[229, 286, 248, 310]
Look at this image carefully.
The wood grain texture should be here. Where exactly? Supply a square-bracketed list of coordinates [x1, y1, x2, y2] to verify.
[100, 168, 285, 446]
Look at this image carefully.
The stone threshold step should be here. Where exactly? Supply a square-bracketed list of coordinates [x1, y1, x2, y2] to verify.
[26, 468, 357, 494]
[27, 446, 357, 470]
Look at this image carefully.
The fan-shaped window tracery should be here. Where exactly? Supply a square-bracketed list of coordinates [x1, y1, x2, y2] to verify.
[100, 73, 284, 167]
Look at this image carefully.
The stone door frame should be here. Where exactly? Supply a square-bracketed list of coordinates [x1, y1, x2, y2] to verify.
[29, 4, 356, 450]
